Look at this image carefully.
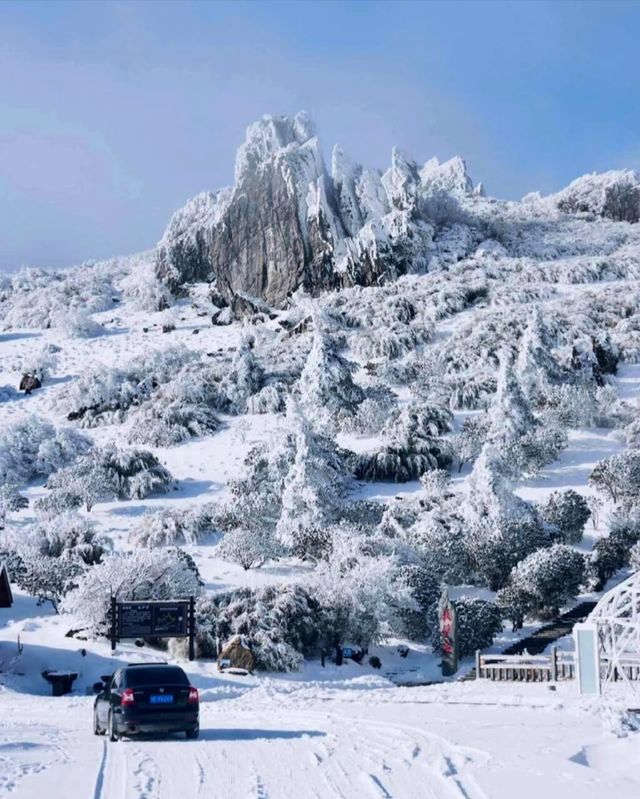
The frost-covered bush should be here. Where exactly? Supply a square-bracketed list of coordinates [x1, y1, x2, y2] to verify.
[60, 345, 196, 426]
[54, 308, 105, 339]
[33, 490, 83, 519]
[21, 513, 111, 565]
[245, 383, 288, 414]
[120, 260, 172, 311]
[539, 490, 590, 545]
[14, 344, 59, 384]
[503, 545, 586, 618]
[216, 527, 281, 570]
[0, 416, 91, 485]
[128, 397, 220, 447]
[349, 387, 398, 436]
[61, 548, 202, 635]
[555, 170, 640, 223]
[589, 451, 640, 511]
[195, 583, 320, 671]
[588, 515, 640, 591]
[453, 414, 490, 471]
[450, 597, 503, 657]
[46, 444, 174, 506]
[131, 505, 216, 548]
[353, 402, 453, 482]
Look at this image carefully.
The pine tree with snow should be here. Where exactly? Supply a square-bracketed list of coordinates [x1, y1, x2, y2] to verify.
[298, 310, 364, 431]
[515, 306, 558, 403]
[539, 490, 590, 545]
[225, 332, 264, 413]
[276, 400, 349, 560]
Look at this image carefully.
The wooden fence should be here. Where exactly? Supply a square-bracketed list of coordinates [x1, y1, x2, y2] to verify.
[476, 647, 574, 682]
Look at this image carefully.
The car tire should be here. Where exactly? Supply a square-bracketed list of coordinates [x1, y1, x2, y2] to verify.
[185, 726, 199, 740]
[93, 709, 103, 736]
[108, 711, 119, 742]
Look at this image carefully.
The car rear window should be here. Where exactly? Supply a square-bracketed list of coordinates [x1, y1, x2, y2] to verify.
[124, 667, 189, 687]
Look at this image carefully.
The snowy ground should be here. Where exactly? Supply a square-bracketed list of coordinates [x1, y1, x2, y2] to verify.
[3, 282, 640, 797]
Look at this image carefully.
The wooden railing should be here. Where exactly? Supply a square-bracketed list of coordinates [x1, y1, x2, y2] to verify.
[475, 647, 574, 682]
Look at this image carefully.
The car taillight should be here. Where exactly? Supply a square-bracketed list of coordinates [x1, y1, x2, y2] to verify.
[121, 688, 135, 705]
[188, 686, 199, 704]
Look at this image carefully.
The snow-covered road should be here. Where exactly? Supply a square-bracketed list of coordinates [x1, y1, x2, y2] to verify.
[2, 678, 639, 799]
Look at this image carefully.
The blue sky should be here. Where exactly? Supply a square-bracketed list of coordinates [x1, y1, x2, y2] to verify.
[1, 0, 639, 270]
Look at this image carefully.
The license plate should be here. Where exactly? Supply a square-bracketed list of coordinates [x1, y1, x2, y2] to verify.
[149, 694, 174, 704]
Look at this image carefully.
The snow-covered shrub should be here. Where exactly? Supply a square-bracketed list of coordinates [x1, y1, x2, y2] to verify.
[353, 402, 453, 482]
[195, 583, 320, 670]
[588, 515, 640, 591]
[33, 490, 83, 519]
[245, 383, 288, 414]
[54, 308, 105, 339]
[14, 344, 59, 384]
[0, 416, 91, 485]
[120, 260, 172, 311]
[128, 397, 220, 447]
[555, 170, 640, 223]
[502, 544, 586, 619]
[216, 527, 281, 570]
[46, 444, 174, 506]
[21, 513, 111, 565]
[407, 515, 472, 585]
[449, 597, 503, 657]
[590, 451, 640, 512]
[539, 490, 590, 545]
[60, 345, 195, 426]
[224, 334, 265, 413]
[130, 506, 216, 548]
[349, 387, 398, 436]
[61, 548, 202, 635]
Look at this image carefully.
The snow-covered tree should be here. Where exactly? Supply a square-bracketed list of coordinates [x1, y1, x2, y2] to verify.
[120, 260, 172, 311]
[61, 548, 202, 635]
[0, 484, 28, 529]
[216, 527, 281, 570]
[276, 401, 349, 560]
[589, 451, 640, 511]
[515, 307, 558, 403]
[588, 514, 640, 590]
[15, 554, 82, 613]
[225, 333, 264, 413]
[298, 313, 364, 431]
[503, 544, 586, 618]
[312, 528, 417, 651]
[449, 597, 503, 657]
[539, 490, 590, 545]
[454, 414, 490, 472]
[461, 445, 549, 590]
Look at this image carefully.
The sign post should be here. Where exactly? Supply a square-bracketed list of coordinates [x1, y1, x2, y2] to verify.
[109, 597, 196, 660]
[574, 622, 600, 695]
[439, 589, 459, 677]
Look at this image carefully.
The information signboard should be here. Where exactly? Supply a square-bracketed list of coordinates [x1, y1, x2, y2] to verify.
[109, 597, 196, 660]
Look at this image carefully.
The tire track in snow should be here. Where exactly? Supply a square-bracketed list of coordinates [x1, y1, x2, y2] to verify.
[92, 739, 107, 799]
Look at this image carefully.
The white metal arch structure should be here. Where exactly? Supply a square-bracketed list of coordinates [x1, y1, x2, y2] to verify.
[588, 571, 640, 689]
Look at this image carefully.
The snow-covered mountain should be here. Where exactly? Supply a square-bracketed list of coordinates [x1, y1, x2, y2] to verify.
[2, 113, 640, 798]
[155, 112, 640, 307]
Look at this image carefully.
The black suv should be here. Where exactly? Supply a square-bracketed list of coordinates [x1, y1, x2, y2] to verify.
[93, 663, 199, 741]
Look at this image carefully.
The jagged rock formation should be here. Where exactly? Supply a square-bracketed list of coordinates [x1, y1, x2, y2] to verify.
[155, 112, 477, 307]
[155, 112, 640, 307]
